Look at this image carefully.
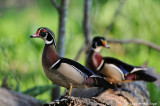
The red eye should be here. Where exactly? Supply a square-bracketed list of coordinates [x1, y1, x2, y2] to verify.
[42, 29, 46, 32]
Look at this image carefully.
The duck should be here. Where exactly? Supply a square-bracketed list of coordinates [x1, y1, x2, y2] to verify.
[30, 28, 114, 96]
[86, 36, 157, 84]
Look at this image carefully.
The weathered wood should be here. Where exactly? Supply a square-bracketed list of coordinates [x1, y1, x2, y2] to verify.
[44, 81, 152, 106]
[0, 88, 42, 106]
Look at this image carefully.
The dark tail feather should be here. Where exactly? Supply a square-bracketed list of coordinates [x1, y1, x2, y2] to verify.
[92, 77, 115, 89]
[136, 71, 157, 82]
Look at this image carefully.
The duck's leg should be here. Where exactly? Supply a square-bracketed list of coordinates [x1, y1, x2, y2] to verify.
[105, 82, 112, 94]
[65, 85, 73, 96]
[60, 86, 73, 101]
[114, 83, 118, 88]
[68, 85, 73, 96]
[106, 88, 111, 94]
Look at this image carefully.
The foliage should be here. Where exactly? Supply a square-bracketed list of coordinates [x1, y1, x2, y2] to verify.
[23, 85, 55, 97]
[147, 83, 160, 105]
[0, 0, 160, 103]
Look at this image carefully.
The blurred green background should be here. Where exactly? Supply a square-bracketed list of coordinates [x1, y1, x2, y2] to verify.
[0, 0, 160, 104]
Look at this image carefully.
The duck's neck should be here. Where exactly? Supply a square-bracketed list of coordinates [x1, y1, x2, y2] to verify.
[42, 44, 60, 69]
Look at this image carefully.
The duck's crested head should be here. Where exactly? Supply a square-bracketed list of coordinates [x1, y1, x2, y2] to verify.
[92, 36, 110, 52]
[30, 27, 56, 47]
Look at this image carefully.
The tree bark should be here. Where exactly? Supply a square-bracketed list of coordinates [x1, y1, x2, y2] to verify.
[57, 0, 69, 56]
[83, 0, 92, 45]
[74, 0, 92, 61]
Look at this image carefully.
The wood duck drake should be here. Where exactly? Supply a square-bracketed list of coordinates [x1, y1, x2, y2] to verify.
[30, 27, 114, 95]
[86, 36, 157, 84]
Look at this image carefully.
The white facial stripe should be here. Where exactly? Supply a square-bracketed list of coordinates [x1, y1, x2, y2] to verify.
[42, 32, 54, 45]
[48, 32, 53, 37]
[39, 28, 43, 32]
[48, 32, 56, 46]
[44, 33, 48, 39]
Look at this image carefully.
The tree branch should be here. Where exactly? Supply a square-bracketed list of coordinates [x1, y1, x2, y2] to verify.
[104, 0, 126, 36]
[83, 0, 92, 44]
[75, 0, 127, 61]
[74, 38, 160, 62]
[57, 0, 69, 56]
[51, 0, 60, 11]
[74, 42, 91, 61]
[108, 39, 160, 52]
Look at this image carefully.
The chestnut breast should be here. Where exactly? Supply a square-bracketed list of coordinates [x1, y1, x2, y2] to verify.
[92, 52, 103, 70]
[42, 45, 60, 70]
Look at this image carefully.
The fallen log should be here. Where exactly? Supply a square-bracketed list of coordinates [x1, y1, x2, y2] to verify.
[44, 81, 155, 106]
[0, 87, 42, 106]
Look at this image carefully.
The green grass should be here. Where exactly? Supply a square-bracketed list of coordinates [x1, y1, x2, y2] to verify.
[0, 0, 160, 103]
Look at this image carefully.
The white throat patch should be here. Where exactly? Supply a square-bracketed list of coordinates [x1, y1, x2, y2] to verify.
[94, 47, 102, 52]
[44, 39, 53, 44]
[42, 32, 53, 45]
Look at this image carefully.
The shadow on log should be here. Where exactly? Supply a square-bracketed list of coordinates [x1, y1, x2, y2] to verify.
[0, 87, 42, 106]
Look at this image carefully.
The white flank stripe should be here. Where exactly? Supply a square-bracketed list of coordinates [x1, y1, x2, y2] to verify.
[108, 64, 125, 80]
[49, 59, 61, 70]
[90, 74, 101, 78]
[131, 67, 147, 73]
[97, 60, 104, 71]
